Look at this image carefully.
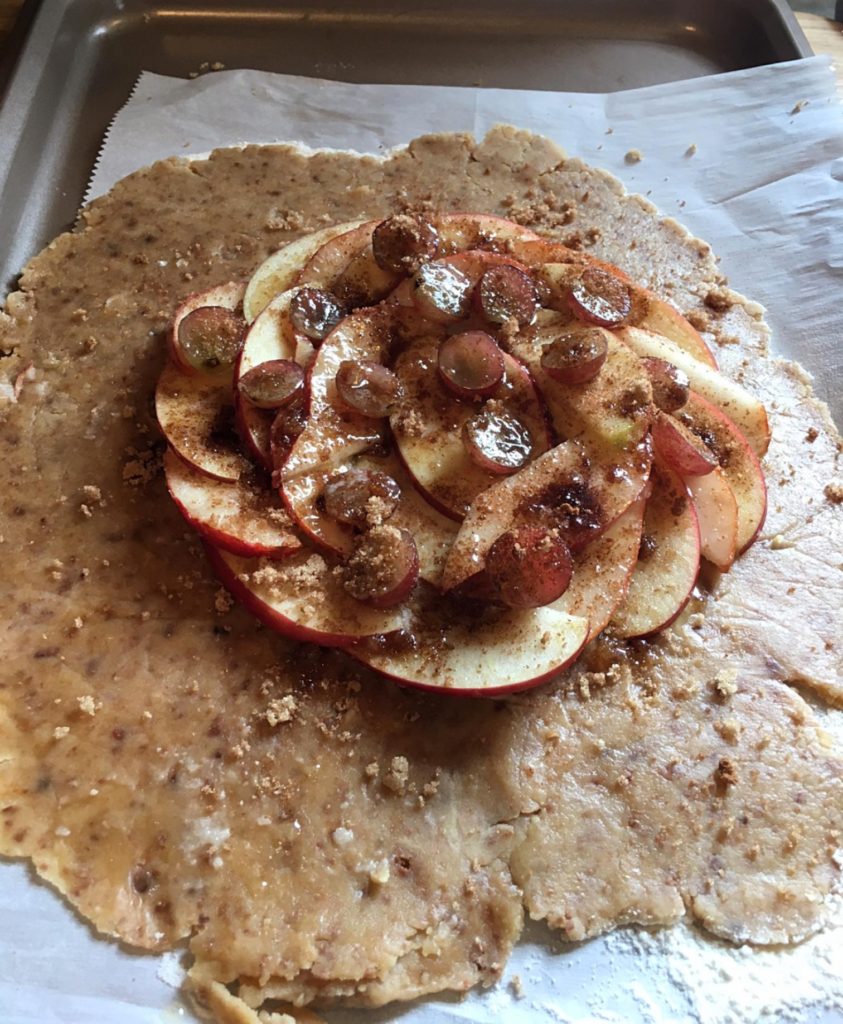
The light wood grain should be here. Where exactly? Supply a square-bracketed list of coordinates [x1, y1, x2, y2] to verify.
[0, 0, 20, 48]
[797, 12, 843, 88]
[0, 5, 841, 86]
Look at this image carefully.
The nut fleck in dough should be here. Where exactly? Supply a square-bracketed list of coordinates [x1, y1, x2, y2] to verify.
[0, 127, 840, 1022]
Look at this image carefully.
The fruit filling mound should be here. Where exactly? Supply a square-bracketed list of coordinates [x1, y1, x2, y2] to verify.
[155, 213, 770, 694]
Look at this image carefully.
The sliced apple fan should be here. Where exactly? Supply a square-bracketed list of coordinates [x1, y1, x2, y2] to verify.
[157, 213, 769, 692]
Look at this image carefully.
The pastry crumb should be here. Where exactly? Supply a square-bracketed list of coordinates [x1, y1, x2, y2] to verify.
[625, 149, 643, 164]
[712, 669, 738, 699]
[383, 755, 409, 794]
[265, 695, 298, 727]
[77, 695, 101, 716]
[824, 481, 843, 504]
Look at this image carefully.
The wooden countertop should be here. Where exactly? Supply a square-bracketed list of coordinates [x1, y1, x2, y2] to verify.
[0, 3, 841, 89]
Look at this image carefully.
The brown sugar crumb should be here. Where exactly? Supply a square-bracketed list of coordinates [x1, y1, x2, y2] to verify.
[383, 755, 409, 794]
[214, 588, 234, 614]
[509, 974, 525, 998]
[823, 481, 843, 504]
[806, 427, 819, 443]
[501, 189, 576, 229]
[584, 227, 602, 246]
[264, 695, 298, 727]
[53, 726, 70, 740]
[342, 525, 406, 602]
[365, 494, 394, 528]
[685, 309, 711, 332]
[391, 404, 425, 440]
[714, 757, 738, 788]
[365, 761, 380, 779]
[704, 288, 733, 313]
[625, 149, 643, 164]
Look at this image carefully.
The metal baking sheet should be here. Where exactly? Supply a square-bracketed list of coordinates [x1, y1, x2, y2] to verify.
[0, 0, 811, 296]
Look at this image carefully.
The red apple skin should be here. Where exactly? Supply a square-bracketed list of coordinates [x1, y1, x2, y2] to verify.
[610, 462, 701, 639]
[155, 361, 250, 484]
[167, 281, 246, 375]
[677, 391, 767, 553]
[393, 443, 463, 523]
[164, 449, 302, 560]
[685, 466, 739, 572]
[234, 397, 273, 472]
[205, 544, 407, 648]
[347, 608, 589, 698]
[651, 410, 718, 476]
[205, 543, 352, 646]
[347, 643, 586, 699]
[435, 212, 543, 251]
[634, 292, 718, 369]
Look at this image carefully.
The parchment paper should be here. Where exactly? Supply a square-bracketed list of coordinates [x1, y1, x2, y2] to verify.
[3, 56, 842, 1024]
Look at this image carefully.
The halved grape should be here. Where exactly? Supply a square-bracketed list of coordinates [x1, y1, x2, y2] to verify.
[372, 214, 440, 274]
[462, 409, 533, 474]
[335, 360, 403, 418]
[485, 524, 574, 608]
[651, 411, 717, 476]
[540, 326, 609, 385]
[323, 467, 401, 528]
[412, 262, 473, 323]
[641, 356, 690, 413]
[269, 400, 306, 472]
[569, 267, 632, 327]
[238, 359, 304, 410]
[477, 265, 539, 326]
[342, 525, 419, 607]
[176, 306, 245, 373]
[437, 331, 505, 400]
[289, 287, 345, 343]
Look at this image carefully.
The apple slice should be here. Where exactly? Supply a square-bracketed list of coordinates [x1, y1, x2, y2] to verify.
[243, 220, 365, 322]
[510, 312, 653, 451]
[155, 362, 250, 483]
[686, 466, 739, 571]
[435, 212, 542, 252]
[633, 293, 717, 368]
[391, 333, 552, 519]
[280, 451, 457, 586]
[441, 442, 648, 592]
[280, 306, 395, 483]
[168, 281, 246, 373]
[674, 392, 767, 553]
[619, 326, 770, 456]
[516, 253, 716, 368]
[235, 288, 302, 468]
[206, 545, 408, 646]
[296, 220, 400, 307]
[350, 592, 589, 695]
[611, 463, 701, 638]
[552, 497, 645, 642]
[164, 448, 302, 559]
